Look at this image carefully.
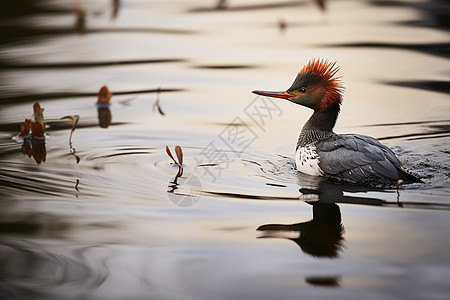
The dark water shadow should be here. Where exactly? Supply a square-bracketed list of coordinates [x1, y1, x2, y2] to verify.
[0, 27, 197, 45]
[88, 27, 196, 35]
[0, 119, 127, 135]
[194, 64, 257, 70]
[326, 42, 450, 58]
[369, 0, 450, 30]
[383, 80, 450, 95]
[0, 58, 187, 70]
[378, 124, 450, 141]
[358, 119, 450, 128]
[305, 276, 341, 287]
[0, 0, 194, 46]
[206, 191, 298, 201]
[0, 0, 70, 19]
[0, 213, 71, 237]
[0, 87, 184, 104]
[357, 119, 450, 141]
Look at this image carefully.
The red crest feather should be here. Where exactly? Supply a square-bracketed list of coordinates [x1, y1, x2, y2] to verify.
[301, 59, 344, 111]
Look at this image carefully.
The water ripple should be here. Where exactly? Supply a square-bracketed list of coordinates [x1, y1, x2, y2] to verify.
[0, 239, 110, 299]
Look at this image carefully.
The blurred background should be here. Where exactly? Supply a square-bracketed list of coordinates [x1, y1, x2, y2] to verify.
[0, 1, 449, 299]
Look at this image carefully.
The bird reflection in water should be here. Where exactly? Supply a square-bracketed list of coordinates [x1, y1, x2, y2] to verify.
[258, 176, 348, 287]
[258, 201, 344, 258]
[258, 175, 345, 258]
[258, 198, 343, 287]
[256, 174, 410, 287]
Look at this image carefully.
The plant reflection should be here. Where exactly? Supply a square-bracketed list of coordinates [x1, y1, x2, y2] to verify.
[167, 166, 183, 194]
[167, 145, 184, 194]
[96, 85, 113, 128]
[74, 4, 86, 35]
[166, 146, 202, 207]
[21, 137, 46, 164]
[97, 105, 112, 128]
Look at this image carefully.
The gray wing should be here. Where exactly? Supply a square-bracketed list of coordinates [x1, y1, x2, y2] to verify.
[316, 134, 402, 182]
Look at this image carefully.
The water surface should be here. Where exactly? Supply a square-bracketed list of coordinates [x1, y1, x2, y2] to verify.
[1, 0, 449, 299]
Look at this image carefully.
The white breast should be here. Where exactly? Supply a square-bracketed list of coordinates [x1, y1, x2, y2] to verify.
[295, 145, 323, 176]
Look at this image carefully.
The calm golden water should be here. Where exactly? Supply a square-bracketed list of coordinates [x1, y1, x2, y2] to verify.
[0, 0, 449, 299]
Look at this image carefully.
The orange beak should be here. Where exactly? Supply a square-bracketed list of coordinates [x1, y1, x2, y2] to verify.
[252, 90, 293, 100]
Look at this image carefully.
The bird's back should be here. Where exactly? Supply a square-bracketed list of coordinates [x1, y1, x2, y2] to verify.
[301, 133, 420, 186]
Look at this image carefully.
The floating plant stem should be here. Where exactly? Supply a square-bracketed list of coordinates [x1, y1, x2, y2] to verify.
[60, 115, 80, 145]
[153, 87, 165, 115]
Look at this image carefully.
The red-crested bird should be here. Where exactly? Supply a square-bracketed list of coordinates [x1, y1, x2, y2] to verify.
[253, 59, 421, 187]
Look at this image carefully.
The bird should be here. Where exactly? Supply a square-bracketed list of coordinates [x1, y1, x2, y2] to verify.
[252, 59, 422, 187]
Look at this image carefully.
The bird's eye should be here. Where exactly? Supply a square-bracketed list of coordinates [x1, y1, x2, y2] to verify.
[299, 87, 307, 93]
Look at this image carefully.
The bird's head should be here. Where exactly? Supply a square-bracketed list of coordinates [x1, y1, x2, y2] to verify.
[253, 59, 344, 112]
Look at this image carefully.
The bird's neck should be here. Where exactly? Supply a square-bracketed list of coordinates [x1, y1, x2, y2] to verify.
[297, 105, 340, 148]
